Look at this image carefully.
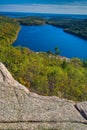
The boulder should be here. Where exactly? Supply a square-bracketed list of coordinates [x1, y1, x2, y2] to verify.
[0, 62, 87, 129]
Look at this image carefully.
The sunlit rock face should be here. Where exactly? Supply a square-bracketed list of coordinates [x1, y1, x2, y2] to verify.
[0, 62, 87, 130]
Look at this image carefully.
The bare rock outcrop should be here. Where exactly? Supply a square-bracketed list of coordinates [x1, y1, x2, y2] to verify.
[0, 62, 87, 130]
[75, 102, 87, 120]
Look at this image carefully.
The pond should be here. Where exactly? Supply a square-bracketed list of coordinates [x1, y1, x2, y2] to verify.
[14, 24, 87, 58]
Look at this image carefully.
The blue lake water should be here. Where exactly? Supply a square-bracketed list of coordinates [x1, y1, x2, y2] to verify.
[1, 12, 87, 58]
[14, 24, 87, 58]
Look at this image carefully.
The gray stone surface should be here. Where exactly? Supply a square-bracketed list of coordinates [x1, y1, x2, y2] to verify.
[0, 62, 87, 130]
[75, 101, 87, 120]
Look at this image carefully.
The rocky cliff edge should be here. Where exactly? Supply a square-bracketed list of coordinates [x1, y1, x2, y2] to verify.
[0, 62, 87, 130]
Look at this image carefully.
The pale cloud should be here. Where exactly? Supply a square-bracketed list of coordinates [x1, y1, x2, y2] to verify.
[0, 3, 87, 14]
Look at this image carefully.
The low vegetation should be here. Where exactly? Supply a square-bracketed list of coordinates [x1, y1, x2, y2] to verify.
[0, 16, 87, 101]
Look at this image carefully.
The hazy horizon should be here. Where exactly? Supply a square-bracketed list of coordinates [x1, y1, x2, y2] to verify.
[0, 0, 87, 14]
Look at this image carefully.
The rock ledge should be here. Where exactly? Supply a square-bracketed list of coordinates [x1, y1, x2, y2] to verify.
[0, 62, 87, 130]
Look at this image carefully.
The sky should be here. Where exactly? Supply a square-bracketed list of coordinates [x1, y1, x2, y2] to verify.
[0, 0, 87, 14]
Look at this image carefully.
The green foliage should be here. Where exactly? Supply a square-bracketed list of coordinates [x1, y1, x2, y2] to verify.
[61, 60, 67, 69]
[82, 59, 87, 67]
[0, 42, 87, 101]
[0, 16, 87, 101]
[54, 47, 60, 55]
[0, 16, 20, 44]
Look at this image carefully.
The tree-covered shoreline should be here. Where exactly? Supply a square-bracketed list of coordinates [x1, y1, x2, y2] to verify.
[0, 15, 87, 101]
[47, 18, 87, 40]
[0, 16, 20, 44]
[16, 16, 46, 26]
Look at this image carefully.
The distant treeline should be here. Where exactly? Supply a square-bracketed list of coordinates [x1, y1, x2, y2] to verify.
[16, 16, 46, 25]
